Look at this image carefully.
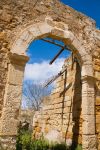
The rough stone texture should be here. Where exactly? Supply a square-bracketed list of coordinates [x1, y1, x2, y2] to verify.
[33, 55, 100, 149]
[20, 109, 34, 131]
[94, 56, 100, 150]
[0, 0, 100, 149]
[33, 57, 82, 145]
[0, 136, 16, 150]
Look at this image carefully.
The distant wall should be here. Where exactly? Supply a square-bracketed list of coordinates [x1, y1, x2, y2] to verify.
[33, 56, 82, 144]
[33, 53, 100, 148]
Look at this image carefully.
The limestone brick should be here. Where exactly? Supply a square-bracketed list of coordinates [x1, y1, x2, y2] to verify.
[82, 115, 95, 135]
[0, 136, 16, 150]
[7, 64, 24, 86]
[96, 115, 100, 124]
[82, 135, 97, 150]
[82, 95, 95, 115]
[96, 98, 100, 105]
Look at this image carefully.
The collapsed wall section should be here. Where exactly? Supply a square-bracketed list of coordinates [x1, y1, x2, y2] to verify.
[33, 56, 82, 145]
[91, 29, 100, 150]
[93, 51, 100, 150]
[33, 50, 100, 148]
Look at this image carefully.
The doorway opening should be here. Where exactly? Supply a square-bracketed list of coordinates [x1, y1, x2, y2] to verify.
[18, 35, 82, 150]
[21, 37, 71, 110]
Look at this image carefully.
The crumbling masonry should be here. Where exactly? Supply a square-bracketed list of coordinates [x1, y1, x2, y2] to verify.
[0, 0, 100, 149]
[33, 56, 100, 149]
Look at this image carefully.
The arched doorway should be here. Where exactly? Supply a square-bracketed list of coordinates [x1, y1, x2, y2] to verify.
[0, 17, 97, 150]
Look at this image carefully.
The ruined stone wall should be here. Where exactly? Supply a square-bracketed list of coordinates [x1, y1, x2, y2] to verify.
[0, 0, 98, 120]
[0, 0, 100, 149]
[33, 56, 82, 145]
[95, 59, 100, 149]
[33, 51, 100, 148]
[93, 31, 100, 149]
[0, 0, 97, 51]
[0, 30, 9, 124]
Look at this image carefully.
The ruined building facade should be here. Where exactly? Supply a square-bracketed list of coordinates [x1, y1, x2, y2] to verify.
[0, 0, 100, 149]
[33, 56, 100, 149]
[33, 57, 82, 145]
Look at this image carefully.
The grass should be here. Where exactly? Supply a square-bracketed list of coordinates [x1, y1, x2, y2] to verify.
[16, 131, 82, 150]
[16, 124, 82, 150]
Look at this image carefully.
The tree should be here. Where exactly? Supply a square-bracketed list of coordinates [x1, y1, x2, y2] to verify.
[22, 81, 50, 110]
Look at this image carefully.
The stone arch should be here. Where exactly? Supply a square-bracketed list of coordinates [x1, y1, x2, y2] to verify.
[10, 17, 94, 77]
[11, 18, 87, 61]
[0, 17, 97, 150]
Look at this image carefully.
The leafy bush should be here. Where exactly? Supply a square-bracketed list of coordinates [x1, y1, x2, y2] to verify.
[52, 143, 67, 150]
[21, 131, 31, 149]
[16, 128, 82, 150]
[30, 138, 49, 150]
[75, 144, 82, 150]
[16, 130, 31, 150]
[16, 133, 68, 150]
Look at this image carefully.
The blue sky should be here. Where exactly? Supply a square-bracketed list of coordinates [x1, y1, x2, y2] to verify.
[27, 39, 70, 63]
[23, 0, 100, 107]
[61, 0, 100, 28]
[24, 1, 100, 83]
[28, 0, 100, 63]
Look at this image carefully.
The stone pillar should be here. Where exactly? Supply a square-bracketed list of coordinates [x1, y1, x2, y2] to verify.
[82, 75, 97, 150]
[0, 53, 29, 150]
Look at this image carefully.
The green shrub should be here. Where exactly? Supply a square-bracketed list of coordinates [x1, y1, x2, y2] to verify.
[21, 131, 31, 149]
[53, 143, 67, 150]
[75, 144, 82, 150]
[16, 135, 68, 150]
[16, 130, 31, 150]
[16, 129, 82, 150]
[30, 138, 49, 150]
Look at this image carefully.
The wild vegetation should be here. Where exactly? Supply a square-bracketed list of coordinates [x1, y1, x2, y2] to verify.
[16, 124, 82, 150]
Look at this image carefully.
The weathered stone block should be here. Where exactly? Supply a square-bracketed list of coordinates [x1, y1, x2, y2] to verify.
[51, 28, 64, 38]
[82, 135, 97, 150]
[82, 115, 95, 135]
[7, 64, 24, 86]
[3, 84, 22, 107]
[96, 97, 100, 105]
[82, 96, 95, 115]
[96, 115, 100, 124]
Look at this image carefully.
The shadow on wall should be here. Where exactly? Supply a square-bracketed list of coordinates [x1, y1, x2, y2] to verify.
[60, 58, 82, 148]
[60, 69, 68, 125]
[71, 61, 82, 149]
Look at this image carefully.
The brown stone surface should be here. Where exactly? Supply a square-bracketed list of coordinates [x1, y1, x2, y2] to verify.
[0, 0, 100, 149]
[33, 55, 100, 149]
[33, 57, 82, 144]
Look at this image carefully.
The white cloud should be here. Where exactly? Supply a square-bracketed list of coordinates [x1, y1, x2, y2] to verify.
[24, 58, 65, 83]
